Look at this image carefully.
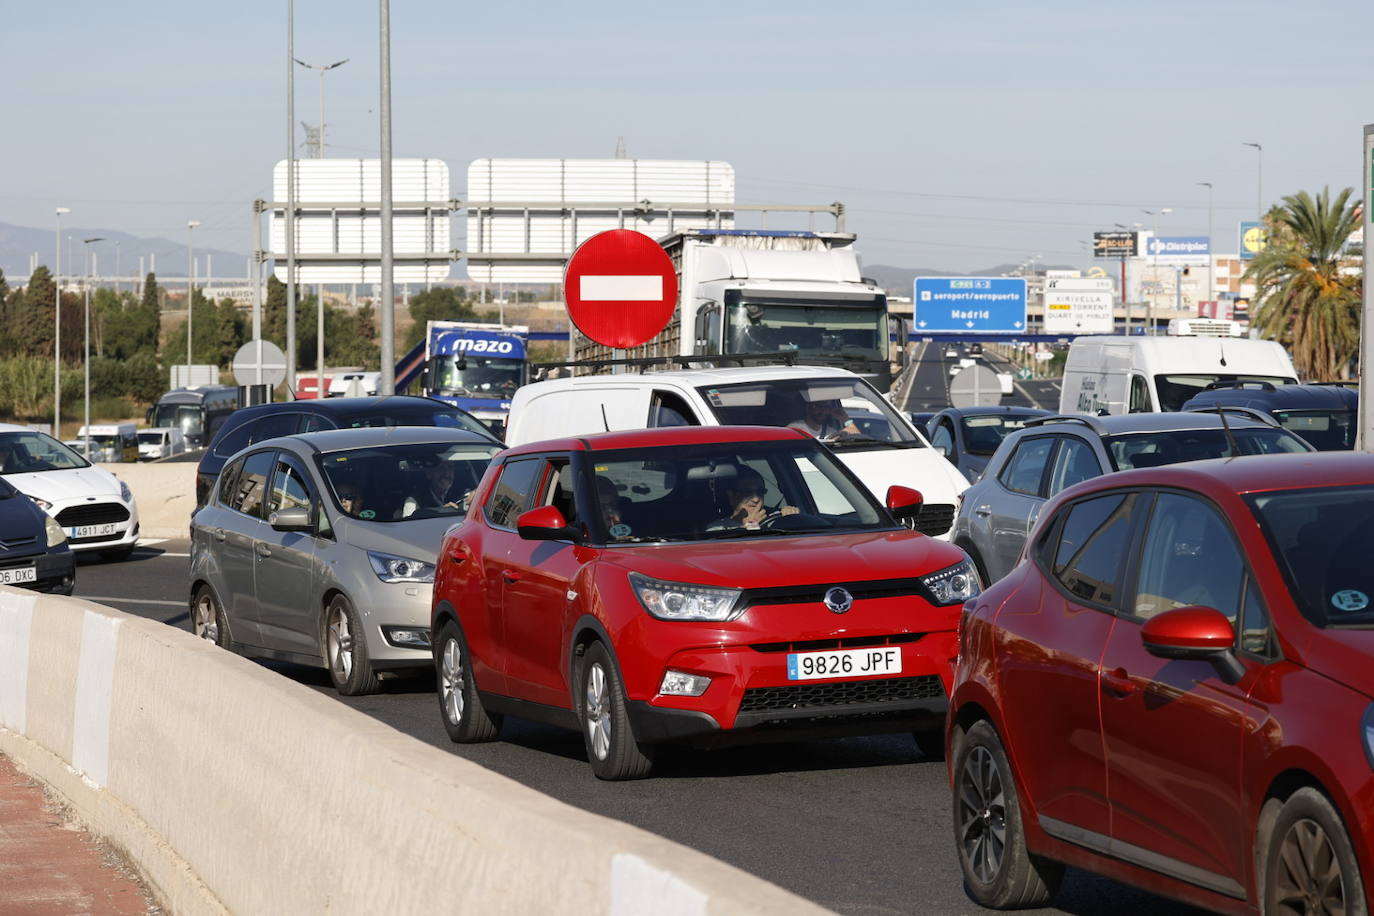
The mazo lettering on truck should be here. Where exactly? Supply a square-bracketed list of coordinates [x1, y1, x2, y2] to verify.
[452, 339, 516, 355]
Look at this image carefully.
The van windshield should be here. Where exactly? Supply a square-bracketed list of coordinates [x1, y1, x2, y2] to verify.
[1154, 374, 1294, 411]
[695, 377, 923, 448]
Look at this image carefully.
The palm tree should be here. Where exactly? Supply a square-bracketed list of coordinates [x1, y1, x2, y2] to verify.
[1244, 187, 1362, 380]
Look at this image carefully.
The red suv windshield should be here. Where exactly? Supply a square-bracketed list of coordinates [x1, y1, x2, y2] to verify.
[587, 439, 888, 544]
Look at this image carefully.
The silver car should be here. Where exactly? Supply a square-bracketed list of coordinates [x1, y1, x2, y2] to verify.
[189, 426, 501, 695]
[950, 411, 1313, 586]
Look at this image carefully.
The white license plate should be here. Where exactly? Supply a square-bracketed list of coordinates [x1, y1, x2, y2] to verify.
[787, 646, 902, 681]
[68, 523, 118, 538]
[0, 567, 37, 585]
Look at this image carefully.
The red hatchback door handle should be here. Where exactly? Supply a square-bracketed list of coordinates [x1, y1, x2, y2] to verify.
[502, 569, 520, 584]
[1101, 667, 1136, 697]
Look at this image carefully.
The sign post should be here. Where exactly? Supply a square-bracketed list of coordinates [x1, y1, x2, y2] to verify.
[1360, 125, 1374, 451]
[563, 229, 679, 350]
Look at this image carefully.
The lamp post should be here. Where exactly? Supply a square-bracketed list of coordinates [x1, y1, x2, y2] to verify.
[54, 207, 69, 437]
[82, 237, 105, 459]
[1141, 208, 1173, 334]
[1243, 142, 1263, 225]
[1197, 181, 1214, 308]
[293, 57, 348, 158]
[114, 240, 121, 295]
[187, 220, 200, 380]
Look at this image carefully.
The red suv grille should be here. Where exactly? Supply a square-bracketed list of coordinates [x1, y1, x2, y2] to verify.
[749, 633, 927, 654]
[738, 674, 945, 714]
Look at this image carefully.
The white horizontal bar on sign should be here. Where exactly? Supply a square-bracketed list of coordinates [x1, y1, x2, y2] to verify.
[581, 275, 662, 301]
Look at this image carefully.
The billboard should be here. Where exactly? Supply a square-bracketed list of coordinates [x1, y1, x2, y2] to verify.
[1145, 235, 1211, 263]
[1239, 221, 1268, 260]
[1093, 230, 1137, 258]
[465, 159, 735, 283]
[268, 159, 451, 284]
[914, 277, 1027, 334]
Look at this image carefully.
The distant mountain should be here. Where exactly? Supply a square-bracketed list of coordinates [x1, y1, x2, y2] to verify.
[864, 263, 1078, 293]
[0, 222, 249, 283]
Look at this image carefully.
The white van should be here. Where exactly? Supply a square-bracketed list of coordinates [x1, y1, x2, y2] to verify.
[137, 427, 187, 461]
[506, 365, 970, 539]
[76, 423, 140, 463]
[1059, 332, 1299, 415]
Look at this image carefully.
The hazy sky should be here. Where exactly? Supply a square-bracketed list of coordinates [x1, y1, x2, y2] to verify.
[5, 0, 1372, 274]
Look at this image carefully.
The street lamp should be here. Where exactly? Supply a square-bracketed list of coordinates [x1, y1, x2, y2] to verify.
[293, 56, 349, 158]
[82, 237, 105, 459]
[1141, 208, 1173, 334]
[1243, 142, 1263, 225]
[54, 207, 69, 437]
[187, 220, 200, 380]
[1197, 181, 1214, 307]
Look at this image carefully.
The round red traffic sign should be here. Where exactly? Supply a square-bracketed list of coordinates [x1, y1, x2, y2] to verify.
[563, 229, 678, 349]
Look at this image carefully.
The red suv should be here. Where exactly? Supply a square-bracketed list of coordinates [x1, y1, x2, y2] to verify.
[431, 426, 979, 779]
[948, 452, 1374, 915]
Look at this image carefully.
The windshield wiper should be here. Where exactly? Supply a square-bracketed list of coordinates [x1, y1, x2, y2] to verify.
[608, 535, 674, 543]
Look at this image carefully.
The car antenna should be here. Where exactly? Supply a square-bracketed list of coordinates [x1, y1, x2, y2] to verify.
[1216, 407, 1239, 457]
[599, 404, 611, 432]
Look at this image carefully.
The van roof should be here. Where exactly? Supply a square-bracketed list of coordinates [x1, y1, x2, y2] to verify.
[1182, 383, 1357, 412]
[502, 425, 808, 457]
[1066, 335, 1296, 376]
[526, 364, 864, 393]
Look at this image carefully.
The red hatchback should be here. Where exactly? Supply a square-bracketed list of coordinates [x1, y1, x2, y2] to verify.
[948, 452, 1374, 915]
[431, 426, 979, 779]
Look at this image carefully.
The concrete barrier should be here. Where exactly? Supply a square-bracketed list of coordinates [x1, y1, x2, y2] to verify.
[98, 461, 197, 539]
[0, 589, 829, 915]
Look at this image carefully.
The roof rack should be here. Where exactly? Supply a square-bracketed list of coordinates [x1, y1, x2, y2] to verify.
[1202, 380, 1276, 392]
[1184, 405, 1279, 427]
[531, 353, 800, 381]
[1313, 381, 1359, 388]
[1022, 414, 1108, 435]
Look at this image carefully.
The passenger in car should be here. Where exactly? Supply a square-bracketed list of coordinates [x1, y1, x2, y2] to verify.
[789, 399, 860, 440]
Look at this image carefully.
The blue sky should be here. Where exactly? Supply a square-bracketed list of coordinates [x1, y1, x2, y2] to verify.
[4, 0, 1372, 273]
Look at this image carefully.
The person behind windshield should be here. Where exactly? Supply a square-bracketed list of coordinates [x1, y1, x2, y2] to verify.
[721, 468, 798, 529]
[335, 481, 365, 517]
[789, 398, 861, 439]
[595, 475, 625, 530]
[402, 460, 461, 518]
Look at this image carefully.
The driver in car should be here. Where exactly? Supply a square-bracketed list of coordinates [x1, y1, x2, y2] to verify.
[789, 398, 861, 440]
[723, 468, 798, 529]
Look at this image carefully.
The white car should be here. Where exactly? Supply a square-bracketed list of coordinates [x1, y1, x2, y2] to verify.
[505, 365, 970, 540]
[0, 425, 140, 560]
[137, 427, 187, 461]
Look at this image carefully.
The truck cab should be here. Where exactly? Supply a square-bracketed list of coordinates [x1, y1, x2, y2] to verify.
[422, 322, 530, 436]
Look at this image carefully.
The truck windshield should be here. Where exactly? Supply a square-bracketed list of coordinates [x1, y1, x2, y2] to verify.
[431, 356, 522, 399]
[725, 298, 885, 362]
[696, 377, 923, 447]
[1154, 374, 1293, 411]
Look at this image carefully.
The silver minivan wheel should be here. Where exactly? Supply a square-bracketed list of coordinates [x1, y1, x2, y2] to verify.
[191, 586, 228, 648]
[322, 595, 379, 696]
[326, 602, 353, 681]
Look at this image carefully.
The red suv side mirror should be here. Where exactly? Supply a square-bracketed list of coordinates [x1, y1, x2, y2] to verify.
[516, 505, 577, 541]
[1140, 605, 1244, 684]
[886, 485, 924, 521]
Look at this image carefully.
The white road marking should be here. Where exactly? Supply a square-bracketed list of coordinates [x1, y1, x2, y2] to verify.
[137, 538, 168, 546]
[580, 275, 662, 300]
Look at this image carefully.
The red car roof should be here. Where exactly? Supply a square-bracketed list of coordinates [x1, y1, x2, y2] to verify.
[1076, 451, 1374, 498]
[502, 425, 809, 457]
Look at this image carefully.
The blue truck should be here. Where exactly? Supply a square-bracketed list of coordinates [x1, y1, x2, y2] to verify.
[396, 320, 530, 437]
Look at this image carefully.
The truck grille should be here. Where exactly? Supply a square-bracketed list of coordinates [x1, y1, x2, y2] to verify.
[738, 674, 945, 715]
[55, 503, 130, 527]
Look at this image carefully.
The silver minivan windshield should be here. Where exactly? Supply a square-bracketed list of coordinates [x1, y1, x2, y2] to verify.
[317, 442, 500, 522]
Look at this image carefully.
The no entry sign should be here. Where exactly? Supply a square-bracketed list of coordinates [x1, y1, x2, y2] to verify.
[563, 229, 678, 348]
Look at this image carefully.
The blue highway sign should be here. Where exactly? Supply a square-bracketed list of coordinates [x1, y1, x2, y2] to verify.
[914, 277, 1027, 334]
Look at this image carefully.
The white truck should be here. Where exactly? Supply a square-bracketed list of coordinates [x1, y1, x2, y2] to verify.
[1059, 321, 1299, 415]
[573, 229, 894, 391]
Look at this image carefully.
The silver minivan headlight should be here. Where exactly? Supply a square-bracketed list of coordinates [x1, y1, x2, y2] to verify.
[367, 551, 435, 584]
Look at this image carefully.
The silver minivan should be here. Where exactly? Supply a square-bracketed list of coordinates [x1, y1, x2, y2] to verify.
[189, 426, 501, 694]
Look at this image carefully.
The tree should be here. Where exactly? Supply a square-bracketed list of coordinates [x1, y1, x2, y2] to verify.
[405, 287, 478, 351]
[1244, 186, 1362, 380]
[166, 290, 244, 367]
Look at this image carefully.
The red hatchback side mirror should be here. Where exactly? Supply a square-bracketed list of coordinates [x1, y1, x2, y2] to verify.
[516, 505, 577, 541]
[886, 485, 924, 521]
[1140, 605, 1244, 684]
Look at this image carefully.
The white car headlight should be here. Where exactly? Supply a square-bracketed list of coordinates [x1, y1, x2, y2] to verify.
[367, 551, 435, 584]
[28, 495, 52, 511]
[922, 559, 982, 606]
[44, 515, 66, 547]
[630, 572, 742, 622]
